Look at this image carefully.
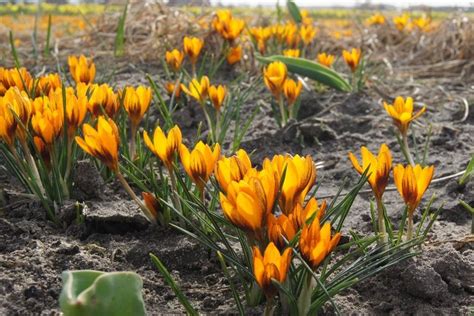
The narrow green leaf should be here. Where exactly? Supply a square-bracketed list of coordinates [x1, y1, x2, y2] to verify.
[217, 251, 245, 316]
[114, 0, 128, 57]
[44, 14, 52, 57]
[149, 253, 198, 316]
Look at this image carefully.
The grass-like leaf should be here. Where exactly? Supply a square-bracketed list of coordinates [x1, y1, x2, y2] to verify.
[149, 253, 198, 316]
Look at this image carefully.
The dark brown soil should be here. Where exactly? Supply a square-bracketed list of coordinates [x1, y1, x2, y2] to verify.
[1, 60, 473, 315]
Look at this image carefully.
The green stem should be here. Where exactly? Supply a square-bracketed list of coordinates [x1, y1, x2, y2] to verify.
[200, 101, 215, 143]
[215, 110, 221, 141]
[192, 63, 197, 78]
[129, 124, 137, 160]
[278, 94, 287, 127]
[297, 272, 315, 316]
[64, 136, 73, 181]
[169, 168, 183, 216]
[402, 132, 415, 166]
[407, 213, 414, 241]
[21, 140, 46, 197]
[376, 198, 388, 246]
[116, 170, 156, 224]
[263, 296, 275, 316]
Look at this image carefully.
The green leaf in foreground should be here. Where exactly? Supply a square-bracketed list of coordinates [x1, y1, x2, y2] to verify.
[59, 270, 146, 316]
[149, 253, 198, 316]
[257, 55, 352, 92]
[287, 0, 302, 24]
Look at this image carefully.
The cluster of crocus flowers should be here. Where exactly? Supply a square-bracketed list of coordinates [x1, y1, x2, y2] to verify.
[217, 151, 340, 302]
[383, 96, 426, 166]
[342, 48, 361, 73]
[249, 26, 272, 54]
[68, 55, 96, 84]
[393, 164, 434, 239]
[263, 61, 303, 125]
[317, 53, 335, 68]
[349, 144, 392, 242]
[349, 143, 434, 241]
[212, 9, 245, 43]
[0, 67, 33, 96]
[181, 76, 227, 142]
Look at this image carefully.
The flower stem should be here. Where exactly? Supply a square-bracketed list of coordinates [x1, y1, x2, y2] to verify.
[129, 124, 137, 160]
[263, 297, 275, 316]
[278, 94, 287, 127]
[200, 101, 215, 143]
[376, 198, 388, 246]
[64, 136, 73, 181]
[168, 167, 183, 215]
[402, 132, 415, 166]
[297, 272, 315, 316]
[215, 110, 221, 142]
[116, 170, 156, 224]
[407, 213, 414, 240]
[20, 140, 46, 198]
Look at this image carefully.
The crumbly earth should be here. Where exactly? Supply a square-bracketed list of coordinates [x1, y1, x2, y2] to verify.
[1, 59, 473, 315]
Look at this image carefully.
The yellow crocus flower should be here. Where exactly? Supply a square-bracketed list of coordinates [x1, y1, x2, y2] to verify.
[165, 49, 185, 72]
[383, 96, 426, 135]
[263, 61, 288, 98]
[253, 242, 292, 298]
[122, 86, 152, 128]
[179, 141, 220, 192]
[75, 116, 120, 172]
[183, 36, 204, 65]
[227, 45, 242, 65]
[342, 48, 361, 73]
[143, 125, 182, 170]
[180, 76, 210, 103]
[348, 144, 392, 201]
[208, 84, 226, 111]
[299, 218, 340, 269]
[283, 78, 303, 107]
[393, 164, 434, 214]
[68, 55, 96, 84]
[215, 149, 252, 193]
[317, 52, 335, 68]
